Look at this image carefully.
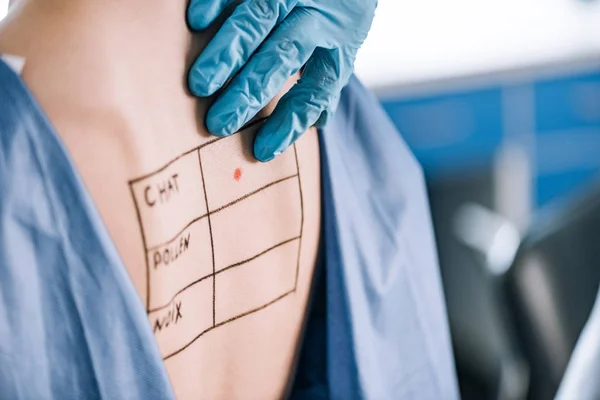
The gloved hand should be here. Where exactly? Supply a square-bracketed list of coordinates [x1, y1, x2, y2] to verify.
[187, 0, 377, 162]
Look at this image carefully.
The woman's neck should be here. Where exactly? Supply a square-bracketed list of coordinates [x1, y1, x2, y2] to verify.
[0, 0, 208, 119]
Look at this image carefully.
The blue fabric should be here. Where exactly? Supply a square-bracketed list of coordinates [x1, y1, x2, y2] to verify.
[0, 59, 458, 399]
[299, 76, 459, 399]
[0, 60, 174, 399]
[556, 287, 600, 400]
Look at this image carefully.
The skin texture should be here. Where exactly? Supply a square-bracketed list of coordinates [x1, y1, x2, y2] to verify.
[0, 1, 321, 398]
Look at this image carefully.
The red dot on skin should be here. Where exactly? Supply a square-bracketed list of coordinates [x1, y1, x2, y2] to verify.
[234, 168, 242, 181]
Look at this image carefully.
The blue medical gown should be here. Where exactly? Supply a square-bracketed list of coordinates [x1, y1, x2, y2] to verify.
[555, 288, 600, 400]
[292, 76, 458, 400]
[0, 59, 458, 399]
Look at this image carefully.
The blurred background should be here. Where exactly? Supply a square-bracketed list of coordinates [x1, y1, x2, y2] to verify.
[355, 1, 600, 399]
[2, 0, 600, 398]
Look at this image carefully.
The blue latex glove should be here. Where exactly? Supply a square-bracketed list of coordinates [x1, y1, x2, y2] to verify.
[187, 0, 377, 162]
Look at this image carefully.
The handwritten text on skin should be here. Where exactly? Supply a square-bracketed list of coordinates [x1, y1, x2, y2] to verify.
[145, 174, 180, 207]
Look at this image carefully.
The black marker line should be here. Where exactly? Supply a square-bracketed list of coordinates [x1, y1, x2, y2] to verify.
[210, 174, 298, 215]
[214, 289, 295, 327]
[128, 113, 297, 353]
[147, 273, 213, 314]
[163, 288, 294, 361]
[145, 173, 297, 252]
[162, 325, 214, 361]
[293, 143, 304, 291]
[128, 117, 269, 185]
[141, 173, 299, 312]
[129, 183, 151, 310]
[145, 236, 300, 313]
[197, 149, 216, 327]
[238, 116, 268, 132]
[216, 236, 301, 275]
[128, 147, 202, 184]
[146, 214, 208, 253]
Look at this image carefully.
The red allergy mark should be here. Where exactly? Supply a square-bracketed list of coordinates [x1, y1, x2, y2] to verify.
[233, 168, 242, 181]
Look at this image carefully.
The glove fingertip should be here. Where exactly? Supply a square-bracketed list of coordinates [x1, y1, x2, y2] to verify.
[206, 105, 241, 137]
[254, 138, 281, 163]
[255, 150, 278, 163]
[206, 118, 233, 137]
[187, 6, 214, 30]
[188, 71, 210, 97]
[254, 111, 305, 162]
[189, 75, 221, 98]
[254, 124, 283, 162]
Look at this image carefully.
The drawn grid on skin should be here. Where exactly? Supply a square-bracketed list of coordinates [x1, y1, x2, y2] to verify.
[128, 122, 305, 360]
[141, 179, 300, 313]
[128, 117, 269, 185]
[293, 144, 304, 291]
[128, 117, 269, 310]
[129, 184, 151, 310]
[144, 174, 298, 254]
[197, 148, 216, 327]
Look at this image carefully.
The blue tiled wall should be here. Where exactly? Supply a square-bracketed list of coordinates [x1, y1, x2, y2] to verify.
[384, 89, 504, 172]
[380, 68, 600, 208]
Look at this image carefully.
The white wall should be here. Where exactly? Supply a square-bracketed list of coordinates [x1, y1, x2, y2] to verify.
[355, 0, 600, 88]
[0, 0, 8, 21]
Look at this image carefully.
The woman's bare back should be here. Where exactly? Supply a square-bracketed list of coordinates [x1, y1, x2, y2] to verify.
[0, 1, 321, 398]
